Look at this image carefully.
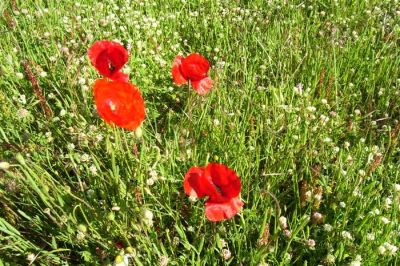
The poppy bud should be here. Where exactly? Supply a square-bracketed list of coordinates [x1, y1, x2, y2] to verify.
[134, 127, 143, 138]
[77, 224, 87, 233]
[107, 212, 115, 221]
[15, 153, 26, 165]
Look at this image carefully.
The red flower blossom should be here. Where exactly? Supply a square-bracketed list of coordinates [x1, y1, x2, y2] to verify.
[88, 40, 129, 82]
[183, 163, 243, 222]
[172, 53, 213, 95]
[93, 78, 145, 130]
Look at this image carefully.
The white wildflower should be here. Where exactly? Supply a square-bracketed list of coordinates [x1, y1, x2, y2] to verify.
[159, 255, 169, 266]
[89, 164, 97, 175]
[366, 233, 375, 241]
[146, 177, 155, 186]
[221, 249, 231, 260]
[381, 217, 390, 225]
[17, 108, 30, 119]
[323, 224, 333, 232]
[279, 216, 288, 229]
[341, 231, 353, 240]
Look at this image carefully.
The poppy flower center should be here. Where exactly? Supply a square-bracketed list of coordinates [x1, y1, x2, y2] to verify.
[212, 183, 222, 195]
[108, 61, 115, 72]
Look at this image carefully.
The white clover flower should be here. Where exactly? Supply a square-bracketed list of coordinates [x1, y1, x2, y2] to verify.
[384, 197, 392, 209]
[314, 193, 322, 201]
[80, 153, 90, 162]
[306, 106, 316, 112]
[320, 114, 329, 124]
[221, 249, 231, 260]
[385, 243, 398, 256]
[305, 239, 316, 248]
[366, 233, 375, 241]
[159, 255, 169, 266]
[378, 245, 386, 255]
[349, 260, 361, 266]
[344, 141, 350, 149]
[381, 217, 390, 225]
[18, 94, 27, 104]
[17, 108, 30, 119]
[279, 216, 288, 229]
[323, 224, 333, 232]
[323, 137, 332, 143]
[67, 143, 75, 150]
[149, 169, 158, 179]
[78, 77, 86, 85]
[146, 178, 155, 186]
[172, 236, 179, 246]
[89, 164, 97, 175]
[341, 231, 353, 240]
[187, 226, 194, 232]
[326, 254, 335, 263]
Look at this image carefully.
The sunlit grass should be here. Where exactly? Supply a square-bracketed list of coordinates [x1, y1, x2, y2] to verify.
[0, 0, 399, 265]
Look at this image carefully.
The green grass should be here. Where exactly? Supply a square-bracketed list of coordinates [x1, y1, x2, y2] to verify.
[1, 0, 400, 265]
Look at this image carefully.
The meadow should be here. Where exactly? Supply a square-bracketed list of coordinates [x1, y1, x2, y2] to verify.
[0, 0, 400, 265]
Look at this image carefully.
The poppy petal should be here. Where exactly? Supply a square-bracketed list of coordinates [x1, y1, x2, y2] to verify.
[205, 197, 244, 222]
[183, 166, 203, 198]
[205, 163, 241, 201]
[110, 71, 129, 83]
[191, 77, 213, 95]
[172, 56, 188, 85]
[180, 53, 210, 81]
[183, 166, 219, 199]
[88, 41, 129, 80]
[93, 79, 145, 130]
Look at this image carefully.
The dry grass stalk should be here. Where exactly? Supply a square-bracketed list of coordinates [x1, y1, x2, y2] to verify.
[22, 60, 53, 118]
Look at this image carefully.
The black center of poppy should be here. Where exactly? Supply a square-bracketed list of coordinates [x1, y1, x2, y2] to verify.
[108, 61, 115, 72]
[212, 183, 223, 195]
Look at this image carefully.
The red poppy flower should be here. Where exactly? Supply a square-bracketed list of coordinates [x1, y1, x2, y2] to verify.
[172, 53, 213, 95]
[93, 78, 145, 130]
[183, 163, 243, 222]
[88, 40, 129, 82]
